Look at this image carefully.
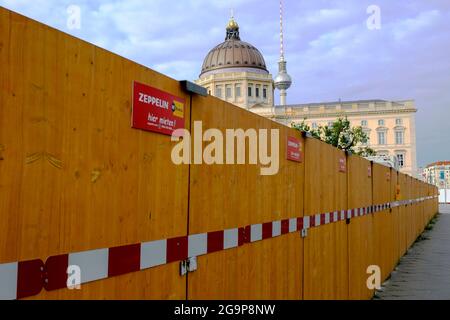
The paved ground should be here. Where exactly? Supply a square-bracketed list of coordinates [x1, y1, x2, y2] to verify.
[375, 204, 450, 300]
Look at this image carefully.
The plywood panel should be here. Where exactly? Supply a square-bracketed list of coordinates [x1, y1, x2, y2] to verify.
[421, 182, 428, 230]
[416, 179, 423, 236]
[347, 156, 374, 300]
[372, 163, 392, 282]
[390, 170, 401, 267]
[430, 184, 437, 220]
[0, 8, 189, 299]
[406, 176, 414, 248]
[397, 173, 408, 256]
[303, 138, 348, 300]
[413, 179, 420, 239]
[187, 95, 304, 300]
[428, 184, 432, 221]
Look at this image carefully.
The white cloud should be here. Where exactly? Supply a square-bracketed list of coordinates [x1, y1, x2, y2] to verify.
[391, 10, 440, 40]
[153, 60, 199, 80]
[305, 9, 348, 24]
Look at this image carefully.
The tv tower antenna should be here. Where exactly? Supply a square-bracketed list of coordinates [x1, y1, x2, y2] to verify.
[274, 0, 292, 106]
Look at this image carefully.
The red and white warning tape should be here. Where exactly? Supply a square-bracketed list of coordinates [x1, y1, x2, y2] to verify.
[0, 195, 438, 300]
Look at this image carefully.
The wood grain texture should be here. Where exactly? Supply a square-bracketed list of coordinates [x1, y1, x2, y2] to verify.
[347, 156, 374, 300]
[398, 173, 408, 256]
[390, 170, 401, 268]
[406, 176, 414, 248]
[303, 138, 348, 300]
[0, 8, 189, 299]
[372, 163, 393, 282]
[187, 95, 304, 300]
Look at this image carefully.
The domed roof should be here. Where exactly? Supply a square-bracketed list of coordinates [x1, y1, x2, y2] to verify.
[200, 18, 268, 77]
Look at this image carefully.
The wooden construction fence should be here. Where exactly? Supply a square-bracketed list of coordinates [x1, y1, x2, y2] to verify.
[0, 7, 439, 300]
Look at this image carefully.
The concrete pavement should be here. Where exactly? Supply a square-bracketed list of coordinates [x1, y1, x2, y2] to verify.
[375, 204, 450, 300]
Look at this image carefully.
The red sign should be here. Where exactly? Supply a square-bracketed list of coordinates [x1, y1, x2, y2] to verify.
[132, 81, 185, 136]
[339, 157, 347, 173]
[286, 136, 303, 163]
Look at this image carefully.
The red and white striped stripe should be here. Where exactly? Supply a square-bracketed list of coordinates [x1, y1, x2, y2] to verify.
[0, 259, 44, 300]
[0, 195, 439, 300]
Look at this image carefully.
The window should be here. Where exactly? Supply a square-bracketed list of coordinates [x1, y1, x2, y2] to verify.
[378, 131, 386, 145]
[255, 87, 260, 98]
[396, 118, 403, 125]
[215, 86, 222, 98]
[358, 103, 370, 109]
[263, 87, 267, 99]
[395, 131, 404, 145]
[361, 120, 368, 127]
[378, 119, 385, 126]
[226, 85, 232, 98]
[342, 104, 353, 110]
[248, 86, 252, 97]
[235, 85, 241, 97]
[362, 129, 371, 145]
[396, 153, 405, 168]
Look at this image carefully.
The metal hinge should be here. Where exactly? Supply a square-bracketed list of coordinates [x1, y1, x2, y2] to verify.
[180, 256, 198, 276]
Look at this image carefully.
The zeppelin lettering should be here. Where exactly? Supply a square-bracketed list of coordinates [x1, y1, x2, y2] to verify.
[132, 81, 185, 136]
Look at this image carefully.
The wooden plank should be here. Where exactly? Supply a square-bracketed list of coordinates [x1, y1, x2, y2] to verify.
[0, 7, 22, 264]
[0, 8, 189, 299]
[397, 173, 408, 256]
[390, 170, 401, 268]
[406, 176, 414, 248]
[303, 138, 348, 300]
[347, 156, 374, 300]
[187, 95, 304, 300]
[372, 163, 392, 282]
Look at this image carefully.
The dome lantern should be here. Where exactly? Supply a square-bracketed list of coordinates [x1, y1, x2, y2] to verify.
[225, 17, 240, 41]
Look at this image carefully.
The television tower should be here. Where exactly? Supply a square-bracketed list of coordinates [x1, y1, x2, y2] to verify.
[274, 0, 292, 106]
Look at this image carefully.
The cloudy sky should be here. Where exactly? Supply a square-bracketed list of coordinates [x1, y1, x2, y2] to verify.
[1, 0, 449, 167]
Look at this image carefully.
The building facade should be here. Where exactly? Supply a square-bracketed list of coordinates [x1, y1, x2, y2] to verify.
[252, 99, 418, 176]
[195, 17, 274, 109]
[423, 161, 450, 189]
[196, 17, 419, 177]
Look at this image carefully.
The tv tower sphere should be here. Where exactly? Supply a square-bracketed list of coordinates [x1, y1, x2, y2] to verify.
[274, 58, 292, 91]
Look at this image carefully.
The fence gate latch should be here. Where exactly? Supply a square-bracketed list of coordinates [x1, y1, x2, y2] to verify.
[301, 228, 308, 238]
[180, 257, 198, 276]
[188, 256, 198, 272]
